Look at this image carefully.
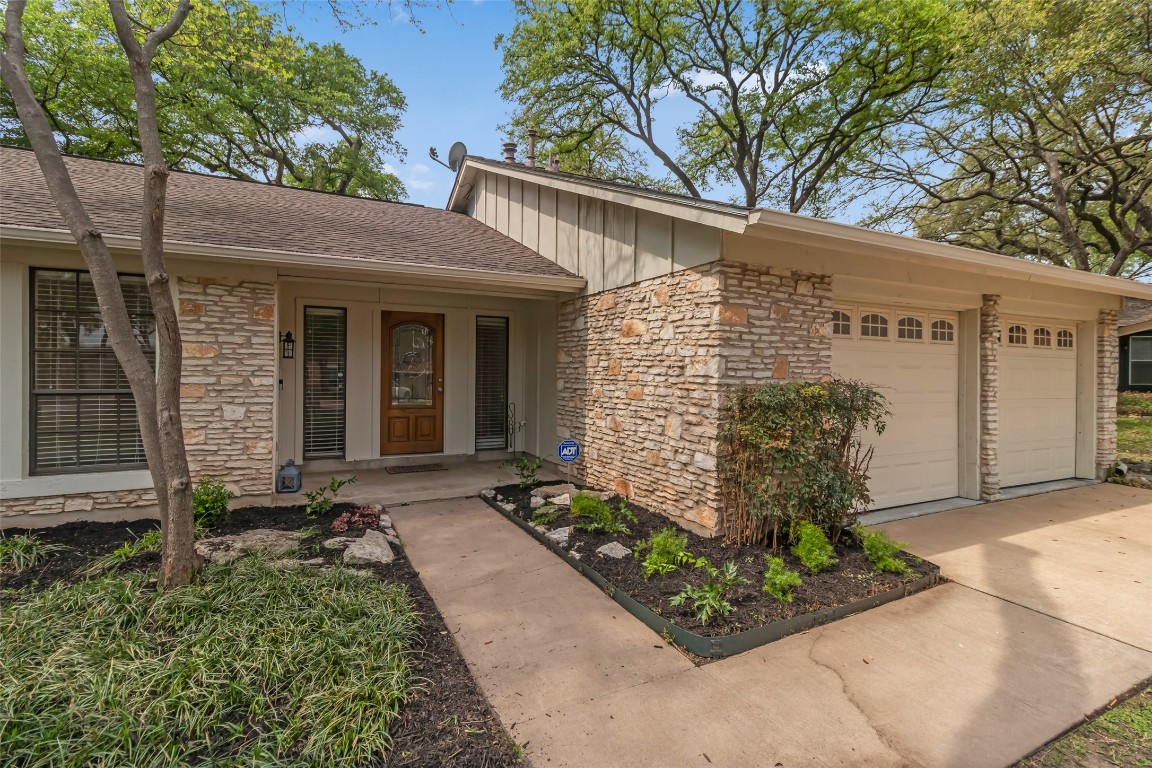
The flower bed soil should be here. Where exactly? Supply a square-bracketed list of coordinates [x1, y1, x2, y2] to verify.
[494, 481, 940, 642]
[1, 504, 520, 768]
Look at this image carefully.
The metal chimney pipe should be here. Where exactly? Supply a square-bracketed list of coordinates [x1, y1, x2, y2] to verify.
[502, 141, 517, 163]
[526, 129, 537, 168]
[549, 153, 560, 172]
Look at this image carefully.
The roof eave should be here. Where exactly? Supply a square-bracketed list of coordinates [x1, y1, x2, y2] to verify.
[1120, 319, 1152, 336]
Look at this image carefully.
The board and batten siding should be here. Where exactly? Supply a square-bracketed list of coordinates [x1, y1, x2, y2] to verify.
[468, 169, 720, 294]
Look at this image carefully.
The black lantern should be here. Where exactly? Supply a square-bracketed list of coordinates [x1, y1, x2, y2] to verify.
[281, 331, 295, 359]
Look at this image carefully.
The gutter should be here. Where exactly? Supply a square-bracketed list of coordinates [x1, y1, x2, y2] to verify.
[0, 225, 588, 295]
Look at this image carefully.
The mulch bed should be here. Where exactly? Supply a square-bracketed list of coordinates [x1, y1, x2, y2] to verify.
[496, 481, 938, 638]
[1, 504, 521, 768]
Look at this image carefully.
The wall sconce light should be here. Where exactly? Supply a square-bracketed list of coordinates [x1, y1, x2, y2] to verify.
[281, 331, 295, 359]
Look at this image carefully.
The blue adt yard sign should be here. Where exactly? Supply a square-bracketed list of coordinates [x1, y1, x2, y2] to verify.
[558, 439, 581, 463]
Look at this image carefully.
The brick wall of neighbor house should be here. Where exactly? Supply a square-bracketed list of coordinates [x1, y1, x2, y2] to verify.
[0, 277, 276, 519]
[555, 261, 832, 535]
[979, 294, 1002, 501]
[1096, 308, 1119, 479]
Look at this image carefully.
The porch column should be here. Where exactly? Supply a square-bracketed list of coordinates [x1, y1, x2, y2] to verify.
[1096, 309, 1119, 479]
[980, 294, 1002, 501]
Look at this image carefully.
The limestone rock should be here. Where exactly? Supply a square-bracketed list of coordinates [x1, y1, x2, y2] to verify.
[195, 529, 305, 564]
[378, 513, 393, 528]
[530, 496, 546, 509]
[481, 489, 495, 499]
[545, 526, 572, 547]
[343, 530, 396, 565]
[499, 502, 516, 512]
[383, 533, 402, 546]
[322, 537, 355, 550]
[551, 493, 571, 506]
[538, 484, 580, 499]
[596, 541, 632, 559]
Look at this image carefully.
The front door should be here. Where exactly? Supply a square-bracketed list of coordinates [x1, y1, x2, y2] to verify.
[381, 311, 444, 454]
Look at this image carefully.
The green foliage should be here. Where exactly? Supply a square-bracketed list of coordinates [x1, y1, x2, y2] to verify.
[762, 556, 803, 603]
[529, 507, 562, 526]
[669, 558, 750, 626]
[305, 475, 357, 518]
[633, 526, 693, 579]
[505, 455, 544, 490]
[719, 380, 888, 547]
[791, 522, 839, 574]
[571, 492, 636, 535]
[860, 529, 912, 576]
[0, 0, 407, 200]
[191, 478, 235, 530]
[1118, 393, 1152, 418]
[79, 530, 163, 577]
[0, 533, 65, 574]
[0, 558, 418, 765]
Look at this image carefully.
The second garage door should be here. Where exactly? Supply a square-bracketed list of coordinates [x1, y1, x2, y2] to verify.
[832, 305, 960, 509]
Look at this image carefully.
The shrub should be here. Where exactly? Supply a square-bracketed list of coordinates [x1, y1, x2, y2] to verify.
[571, 492, 636, 535]
[0, 533, 65, 575]
[860, 529, 912, 576]
[330, 505, 381, 533]
[669, 558, 749, 625]
[529, 507, 562, 526]
[762, 556, 803, 603]
[79, 529, 163, 577]
[305, 475, 357, 518]
[192, 478, 235, 530]
[504, 455, 544, 489]
[633, 527, 693, 579]
[791, 521, 838, 574]
[1, 558, 418, 766]
[718, 379, 888, 547]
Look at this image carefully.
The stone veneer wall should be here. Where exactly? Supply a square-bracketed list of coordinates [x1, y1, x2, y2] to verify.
[555, 260, 832, 534]
[979, 294, 1002, 501]
[1, 277, 276, 518]
[1096, 308, 1119, 479]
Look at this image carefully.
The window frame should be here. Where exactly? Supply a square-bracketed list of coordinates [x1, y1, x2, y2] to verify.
[830, 308, 853, 338]
[475, 315, 511, 451]
[302, 305, 348, 460]
[858, 309, 891, 340]
[1033, 327, 1053, 348]
[896, 315, 925, 342]
[28, 268, 154, 476]
[1056, 329, 1075, 349]
[1131, 336, 1152, 385]
[929, 317, 956, 344]
[1006, 324, 1029, 347]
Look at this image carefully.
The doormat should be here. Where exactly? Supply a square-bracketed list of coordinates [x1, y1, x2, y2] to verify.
[385, 463, 448, 474]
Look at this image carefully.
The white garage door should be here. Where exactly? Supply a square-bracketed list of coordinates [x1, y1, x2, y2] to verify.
[832, 305, 960, 509]
[1000, 320, 1078, 486]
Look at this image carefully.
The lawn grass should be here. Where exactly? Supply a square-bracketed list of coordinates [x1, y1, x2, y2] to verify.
[1118, 392, 1152, 417]
[0, 557, 420, 766]
[1117, 416, 1152, 461]
[1018, 682, 1151, 767]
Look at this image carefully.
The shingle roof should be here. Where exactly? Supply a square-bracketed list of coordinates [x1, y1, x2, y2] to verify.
[1120, 298, 1152, 330]
[0, 147, 577, 280]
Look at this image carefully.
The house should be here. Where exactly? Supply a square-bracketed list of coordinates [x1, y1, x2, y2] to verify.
[1118, 298, 1152, 392]
[2, 145, 1149, 531]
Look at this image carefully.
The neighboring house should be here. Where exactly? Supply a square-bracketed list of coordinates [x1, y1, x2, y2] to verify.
[2, 145, 1149, 532]
[1118, 298, 1152, 392]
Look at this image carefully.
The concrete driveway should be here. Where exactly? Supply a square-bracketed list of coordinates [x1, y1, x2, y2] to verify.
[391, 486, 1152, 768]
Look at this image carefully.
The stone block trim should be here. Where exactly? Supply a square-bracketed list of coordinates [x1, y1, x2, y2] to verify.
[1096, 308, 1119, 479]
[979, 294, 1002, 501]
[555, 260, 832, 535]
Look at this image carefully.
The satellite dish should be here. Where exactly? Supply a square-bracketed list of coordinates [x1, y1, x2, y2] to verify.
[447, 142, 468, 172]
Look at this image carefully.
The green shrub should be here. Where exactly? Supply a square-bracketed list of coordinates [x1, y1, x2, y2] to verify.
[305, 475, 357, 518]
[79, 529, 163, 577]
[669, 558, 749, 625]
[860, 529, 912, 576]
[633, 526, 693, 579]
[762, 556, 803, 603]
[0, 533, 65, 575]
[571, 492, 636, 535]
[0, 558, 418, 766]
[192, 478, 235, 530]
[529, 507, 562, 526]
[504, 455, 544, 489]
[791, 521, 838, 574]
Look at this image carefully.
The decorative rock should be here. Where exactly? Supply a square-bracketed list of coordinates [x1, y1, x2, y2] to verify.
[383, 533, 402, 546]
[538, 483, 580, 499]
[195, 529, 305, 565]
[596, 541, 632, 559]
[481, 489, 495, 499]
[533, 524, 549, 534]
[545, 526, 571, 547]
[343, 530, 396, 565]
[378, 513, 393, 528]
[322, 537, 355, 550]
[551, 493, 571, 506]
[499, 502, 516, 512]
[530, 496, 546, 508]
[271, 557, 326, 569]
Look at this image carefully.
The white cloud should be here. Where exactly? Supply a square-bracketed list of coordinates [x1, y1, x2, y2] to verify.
[408, 178, 436, 192]
[295, 125, 341, 144]
[410, 163, 433, 176]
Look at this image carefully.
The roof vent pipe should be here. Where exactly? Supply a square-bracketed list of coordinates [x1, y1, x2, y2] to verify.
[502, 141, 517, 164]
[526, 129, 537, 168]
[549, 153, 560, 172]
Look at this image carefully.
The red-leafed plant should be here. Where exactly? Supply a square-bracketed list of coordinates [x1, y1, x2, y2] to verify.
[330, 506, 380, 534]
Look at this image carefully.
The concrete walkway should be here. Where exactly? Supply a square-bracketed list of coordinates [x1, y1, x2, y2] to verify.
[391, 491, 1152, 768]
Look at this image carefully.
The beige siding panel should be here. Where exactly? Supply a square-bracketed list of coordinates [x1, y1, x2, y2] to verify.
[556, 190, 580, 274]
[603, 203, 636, 290]
[484, 172, 497, 229]
[508, 178, 523, 243]
[538, 186, 558, 263]
[495, 173, 509, 235]
[579, 198, 605, 294]
[673, 219, 721, 270]
[522, 182, 540, 252]
[635, 209, 673, 281]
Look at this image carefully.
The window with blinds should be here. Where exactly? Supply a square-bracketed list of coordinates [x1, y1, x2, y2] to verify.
[303, 307, 347, 458]
[31, 269, 154, 473]
[475, 316, 509, 451]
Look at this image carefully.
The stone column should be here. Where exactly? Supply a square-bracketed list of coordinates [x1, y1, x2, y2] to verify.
[1096, 309, 1119, 479]
[979, 294, 1002, 501]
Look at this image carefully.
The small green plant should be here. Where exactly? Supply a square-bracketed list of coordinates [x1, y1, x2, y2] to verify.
[860, 529, 912, 576]
[504, 455, 544, 490]
[791, 521, 839, 574]
[305, 475, 357, 518]
[0, 533, 65, 574]
[762, 556, 803, 603]
[633, 526, 693, 579]
[571, 492, 636, 535]
[192, 478, 235, 530]
[80, 529, 163, 577]
[669, 558, 749, 625]
[529, 506, 562, 526]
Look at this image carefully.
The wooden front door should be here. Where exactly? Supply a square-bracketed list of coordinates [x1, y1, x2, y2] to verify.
[381, 311, 444, 454]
